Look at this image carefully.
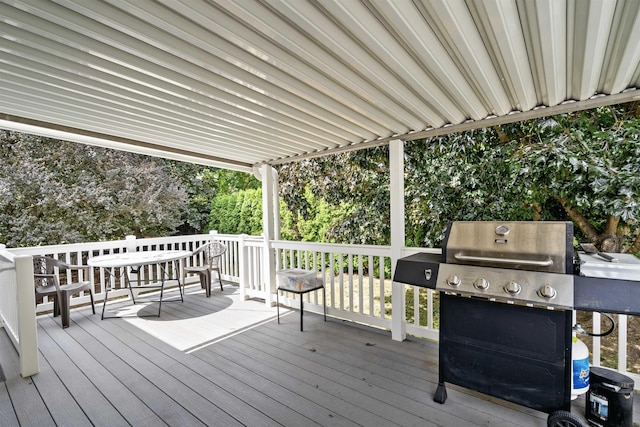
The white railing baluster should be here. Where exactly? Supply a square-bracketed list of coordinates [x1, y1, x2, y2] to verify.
[619, 314, 628, 372]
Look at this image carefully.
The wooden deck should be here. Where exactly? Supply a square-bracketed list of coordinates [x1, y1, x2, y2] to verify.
[1, 284, 638, 426]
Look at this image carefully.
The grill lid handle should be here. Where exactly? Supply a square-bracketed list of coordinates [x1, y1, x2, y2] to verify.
[453, 253, 554, 267]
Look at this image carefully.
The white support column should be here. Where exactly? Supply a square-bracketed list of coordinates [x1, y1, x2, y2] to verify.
[272, 168, 281, 240]
[15, 254, 39, 376]
[260, 164, 277, 306]
[390, 139, 406, 341]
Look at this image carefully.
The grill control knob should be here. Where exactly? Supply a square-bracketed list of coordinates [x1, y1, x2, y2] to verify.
[446, 274, 461, 287]
[473, 278, 490, 290]
[504, 281, 521, 295]
[538, 284, 557, 299]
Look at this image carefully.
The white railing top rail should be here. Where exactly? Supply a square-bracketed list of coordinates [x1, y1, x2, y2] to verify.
[0, 244, 16, 263]
[6, 234, 214, 256]
[271, 239, 391, 257]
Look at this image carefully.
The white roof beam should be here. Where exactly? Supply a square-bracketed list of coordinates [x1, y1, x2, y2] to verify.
[57, 0, 381, 139]
[5, 0, 369, 141]
[317, 0, 467, 124]
[0, 48, 336, 151]
[410, 0, 512, 116]
[0, 88, 294, 163]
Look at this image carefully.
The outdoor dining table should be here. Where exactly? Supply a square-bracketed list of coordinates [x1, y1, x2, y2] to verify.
[88, 250, 192, 319]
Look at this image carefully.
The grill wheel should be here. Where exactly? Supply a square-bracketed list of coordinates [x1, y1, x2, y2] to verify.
[547, 410, 587, 427]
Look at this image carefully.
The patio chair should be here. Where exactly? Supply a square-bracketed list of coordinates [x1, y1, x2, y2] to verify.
[33, 256, 95, 328]
[185, 242, 226, 297]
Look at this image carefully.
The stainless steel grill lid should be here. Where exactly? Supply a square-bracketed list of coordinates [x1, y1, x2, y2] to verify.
[444, 221, 573, 274]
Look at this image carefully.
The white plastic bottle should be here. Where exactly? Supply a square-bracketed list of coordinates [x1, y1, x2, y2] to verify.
[572, 335, 590, 400]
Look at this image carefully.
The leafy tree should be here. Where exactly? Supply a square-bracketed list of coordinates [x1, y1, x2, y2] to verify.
[0, 131, 216, 246]
[93, 156, 188, 238]
[161, 161, 218, 234]
[502, 102, 640, 253]
[404, 128, 538, 247]
[277, 147, 390, 244]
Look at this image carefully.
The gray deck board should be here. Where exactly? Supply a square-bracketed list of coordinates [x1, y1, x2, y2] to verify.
[0, 331, 21, 427]
[2, 283, 639, 426]
[80, 307, 277, 427]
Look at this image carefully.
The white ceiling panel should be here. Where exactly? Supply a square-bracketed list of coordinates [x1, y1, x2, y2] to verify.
[1, 0, 639, 172]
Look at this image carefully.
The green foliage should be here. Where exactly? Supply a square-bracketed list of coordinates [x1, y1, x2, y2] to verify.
[404, 128, 537, 247]
[5, 102, 640, 257]
[279, 186, 353, 242]
[500, 103, 640, 252]
[161, 161, 219, 234]
[277, 147, 390, 244]
[0, 131, 230, 246]
[404, 288, 440, 328]
[209, 189, 263, 235]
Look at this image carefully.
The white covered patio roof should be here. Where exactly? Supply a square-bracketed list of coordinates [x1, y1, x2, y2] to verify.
[1, 0, 640, 172]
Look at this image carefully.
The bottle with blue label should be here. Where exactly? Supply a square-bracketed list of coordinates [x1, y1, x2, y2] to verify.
[572, 335, 590, 400]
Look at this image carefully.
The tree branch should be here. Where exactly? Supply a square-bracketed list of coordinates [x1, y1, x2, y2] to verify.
[600, 215, 622, 252]
[604, 215, 620, 236]
[554, 195, 599, 242]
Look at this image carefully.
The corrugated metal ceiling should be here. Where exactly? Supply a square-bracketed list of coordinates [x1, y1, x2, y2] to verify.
[1, 0, 640, 172]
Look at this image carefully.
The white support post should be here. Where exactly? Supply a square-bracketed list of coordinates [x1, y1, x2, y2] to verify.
[260, 164, 277, 306]
[124, 235, 137, 252]
[15, 255, 39, 376]
[390, 139, 406, 341]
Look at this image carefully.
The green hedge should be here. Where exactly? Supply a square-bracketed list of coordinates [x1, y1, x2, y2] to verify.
[209, 189, 263, 235]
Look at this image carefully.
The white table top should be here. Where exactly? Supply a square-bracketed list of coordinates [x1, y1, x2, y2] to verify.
[87, 250, 193, 268]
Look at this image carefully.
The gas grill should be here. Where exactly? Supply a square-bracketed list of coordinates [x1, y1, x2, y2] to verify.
[394, 221, 640, 426]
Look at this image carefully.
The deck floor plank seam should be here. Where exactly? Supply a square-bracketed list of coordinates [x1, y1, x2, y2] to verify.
[68, 309, 209, 427]
[4, 284, 640, 426]
[73, 309, 236, 427]
[259, 319, 550, 426]
[79, 301, 298, 427]
[44, 313, 173, 426]
[36, 316, 129, 426]
[240, 321, 482, 427]
[217, 324, 442, 427]
[196, 339, 376, 426]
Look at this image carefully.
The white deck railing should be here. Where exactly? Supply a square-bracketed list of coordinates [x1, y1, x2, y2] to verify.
[0, 245, 39, 377]
[2, 235, 638, 389]
[272, 240, 396, 331]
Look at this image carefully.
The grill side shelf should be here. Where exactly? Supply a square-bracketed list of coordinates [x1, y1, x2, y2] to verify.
[393, 253, 441, 289]
[574, 275, 640, 316]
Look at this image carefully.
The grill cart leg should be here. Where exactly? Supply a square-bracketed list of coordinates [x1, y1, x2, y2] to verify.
[434, 382, 447, 404]
[547, 410, 587, 427]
